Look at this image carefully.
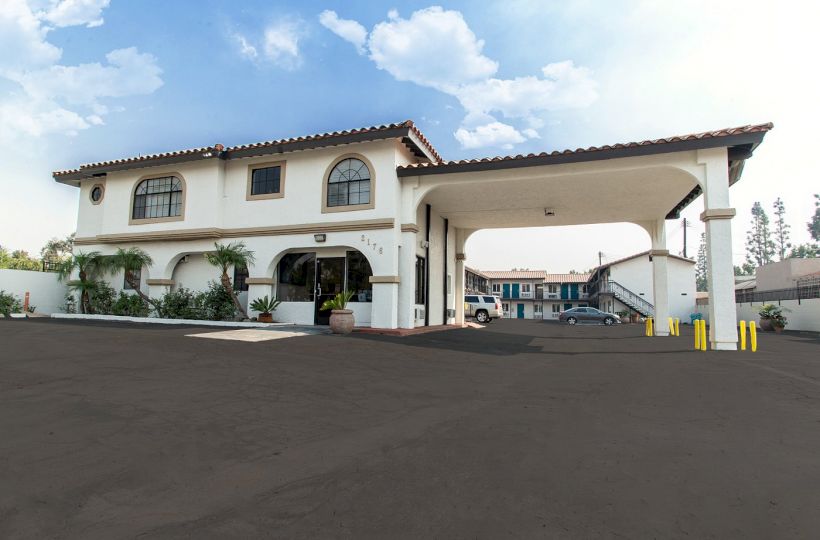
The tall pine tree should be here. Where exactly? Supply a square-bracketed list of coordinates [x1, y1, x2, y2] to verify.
[745, 202, 775, 268]
[696, 233, 708, 292]
[772, 197, 791, 260]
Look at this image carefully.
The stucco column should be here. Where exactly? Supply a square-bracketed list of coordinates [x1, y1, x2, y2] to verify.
[699, 148, 738, 350]
[454, 228, 468, 326]
[397, 226, 418, 329]
[370, 276, 399, 329]
[246, 278, 275, 318]
[646, 220, 670, 336]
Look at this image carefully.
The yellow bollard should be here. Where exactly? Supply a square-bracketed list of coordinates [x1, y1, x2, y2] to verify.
[645, 317, 650, 336]
[739, 320, 747, 351]
[694, 320, 700, 350]
[648, 317, 654, 337]
[668, 317, 674, 336]
[750, 321, 757, 352]
[675, 318, 680, 337]
[700, 319, 708, 351]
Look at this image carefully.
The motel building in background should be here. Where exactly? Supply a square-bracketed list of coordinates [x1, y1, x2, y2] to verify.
[54, 120, 771, 349]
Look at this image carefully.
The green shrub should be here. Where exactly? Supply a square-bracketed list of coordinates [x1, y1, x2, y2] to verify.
[158, 287, 206, 320]
[111, 292, 150, 317]
[156, 282, 236, 321]
[202, 281, 237, 321]
[0, 290, 23, 317]
[63, 292, 77, 314]
[88, 281, 116, 315]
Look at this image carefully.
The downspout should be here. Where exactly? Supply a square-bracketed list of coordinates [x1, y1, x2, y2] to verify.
[443, 217, 449, 325]
[424, 204, 431, 326]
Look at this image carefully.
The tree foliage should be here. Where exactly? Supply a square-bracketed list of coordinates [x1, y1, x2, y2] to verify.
[772, 198, 791, 261]
[205, 242, 255, 319]
[696, 233, 708, 292]
[745, 202, 775, 268]
[809, 194, 820, 243]
[40, 233, 75, 262]
[0, 246, 41, 271]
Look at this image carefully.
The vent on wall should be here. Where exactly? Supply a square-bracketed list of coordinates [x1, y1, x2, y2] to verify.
[415, 307, 425, 320]
[446, 309, 455, 318]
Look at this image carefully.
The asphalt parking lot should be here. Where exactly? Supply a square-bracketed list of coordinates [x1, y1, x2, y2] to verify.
[1, 318, 819, 539]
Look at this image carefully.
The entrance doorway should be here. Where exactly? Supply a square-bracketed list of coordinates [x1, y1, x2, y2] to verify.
[517, 303, 525, 318]
[315, 257, 345, 325]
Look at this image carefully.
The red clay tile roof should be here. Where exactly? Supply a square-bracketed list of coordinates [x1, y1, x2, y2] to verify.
[481, 270, 548, 280]
[543, 273, 591, 284]
[397, 123, 773, 172]
[53, 120, 441, 178]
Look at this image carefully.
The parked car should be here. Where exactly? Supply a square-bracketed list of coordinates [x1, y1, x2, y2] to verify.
[558, 307, 621, 326]
[465, 295, 503, 323]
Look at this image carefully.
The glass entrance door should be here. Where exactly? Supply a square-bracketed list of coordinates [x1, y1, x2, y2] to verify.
[315, 257, 346, 325]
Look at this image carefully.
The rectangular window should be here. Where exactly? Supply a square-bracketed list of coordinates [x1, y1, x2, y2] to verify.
[233, 266, 249, 292]
[482, 296, 495, 303]
[552, 304, 560, 313]
[492, 283, 500, 293]
[247, 162, 286, 200]
[534, 303, 542, 313]
[465, 295, 479, 303]
[415, 256, 426, 304]
[548, 284, 557, 293]
[521, 283, 531, 293]
[123, 268, 141, 290]
[276, 252, 315, 301]
[346, 251, 372, 302]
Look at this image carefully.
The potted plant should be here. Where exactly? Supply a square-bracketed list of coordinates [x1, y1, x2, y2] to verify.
[250, 295, 281, 323]
[617, 310, 631, 324]
[321, 290, 355, 334]
[758, 304, 788, 333]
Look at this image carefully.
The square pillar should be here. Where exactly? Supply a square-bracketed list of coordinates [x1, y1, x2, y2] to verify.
[397, 227, 418, 329]
[370, 277, 399, 329]
[650, 251, 670, 336]
[455, 253, 466, 325]
[698, 147, 738, 350]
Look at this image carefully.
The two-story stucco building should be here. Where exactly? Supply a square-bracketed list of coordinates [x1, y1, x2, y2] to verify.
[54, 120, 771, 349]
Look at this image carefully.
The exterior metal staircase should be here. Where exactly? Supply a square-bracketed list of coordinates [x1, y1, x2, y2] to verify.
[599, 281, 654, 317]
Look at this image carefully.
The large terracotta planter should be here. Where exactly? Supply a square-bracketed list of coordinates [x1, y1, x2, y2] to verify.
[620, 316, 630, 324]
[759, 318, 773, 332]
[773, 324, 785, 334]
[630, 313, 640, 323]
[329, 309, 355, 334]
[258, 313, 273, 323]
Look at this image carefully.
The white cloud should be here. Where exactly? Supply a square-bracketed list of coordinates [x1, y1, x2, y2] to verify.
[320, 6, 597, 149]
[318, 10, 367, 54]
[0, 0, 163, 142]
[263, 21, 302, 69]
[454, 121, 529, 150]
[367, 6, 497, 93]
[233, 19, 305, 70]
[41, 0, 110, 28]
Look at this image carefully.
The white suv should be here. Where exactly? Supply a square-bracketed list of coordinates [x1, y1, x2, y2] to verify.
[465, 295, 503, 323]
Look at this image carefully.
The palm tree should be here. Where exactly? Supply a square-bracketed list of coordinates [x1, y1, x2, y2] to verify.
[57, 251, 104, 314]
[205, 241, 255, 319]
[105, 247, 162, 313]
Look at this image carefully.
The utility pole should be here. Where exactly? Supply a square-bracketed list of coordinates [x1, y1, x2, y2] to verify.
[682, 218, 688, 258]
[598, 251, 603, 267]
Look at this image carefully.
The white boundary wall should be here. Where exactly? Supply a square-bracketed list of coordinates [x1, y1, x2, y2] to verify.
[736, 299, 820, 333]
[0, 269, 66, 314]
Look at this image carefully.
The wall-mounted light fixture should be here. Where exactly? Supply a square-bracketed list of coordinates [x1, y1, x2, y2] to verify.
[544, 208, 555, 217]
[420, 240, 430, 248]
[314, 233, 327, 243]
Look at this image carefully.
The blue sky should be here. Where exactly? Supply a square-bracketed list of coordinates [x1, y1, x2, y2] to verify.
[2, 1, 818, 271]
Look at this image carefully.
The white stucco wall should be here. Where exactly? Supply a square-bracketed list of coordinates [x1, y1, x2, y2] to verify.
[0, 269, 67, 314]
[736, 299, 820, 332]
[609, 256, 696, 321]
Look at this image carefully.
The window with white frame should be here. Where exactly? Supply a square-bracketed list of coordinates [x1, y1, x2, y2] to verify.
[521, 283, 531, 293]
[552, 304, 560, 313]
[547, 284, 557, 293]
[492, 283, 500, 293]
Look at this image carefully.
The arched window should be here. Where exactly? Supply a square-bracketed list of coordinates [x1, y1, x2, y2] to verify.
[327, 158, 371, 207]
[132, 176, 183, 220]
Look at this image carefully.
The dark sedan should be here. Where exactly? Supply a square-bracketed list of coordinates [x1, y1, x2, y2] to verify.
[558, 307, 620, 326]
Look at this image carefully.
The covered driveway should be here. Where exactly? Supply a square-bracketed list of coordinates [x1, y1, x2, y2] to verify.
[397, 123, 772, 349]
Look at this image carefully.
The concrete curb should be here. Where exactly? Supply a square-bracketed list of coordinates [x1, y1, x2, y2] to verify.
[51, 313, 296, 328]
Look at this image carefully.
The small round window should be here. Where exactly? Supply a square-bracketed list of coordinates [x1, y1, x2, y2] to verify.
[90, 185, 104, 204]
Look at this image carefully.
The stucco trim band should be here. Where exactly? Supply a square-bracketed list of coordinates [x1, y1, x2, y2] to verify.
[455, 253, 466, 261]
[700, 208, 736, 222]
[648, 249, 670, 257]
[245, 278, 275, 285]
[146, 279, 174, 286]
[369, 275, 400, 284]
[400, 223, 419, 233]
[74, 218, 395, 245]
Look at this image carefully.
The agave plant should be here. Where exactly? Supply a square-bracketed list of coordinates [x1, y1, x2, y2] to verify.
[320, 290, 355, 311]
[249, 295, 281, 315]
[205, 241, 256, 319]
